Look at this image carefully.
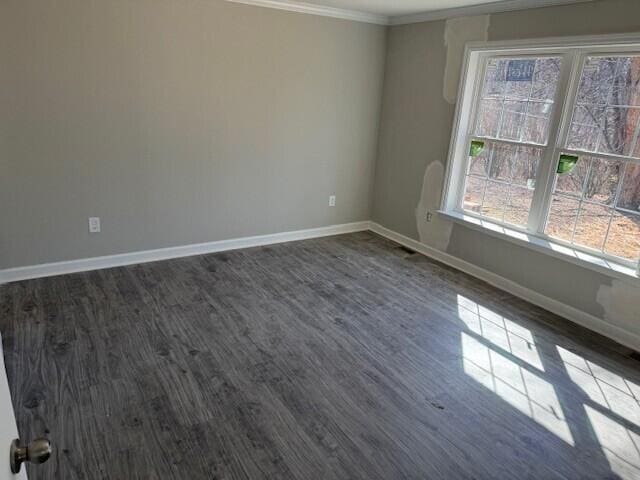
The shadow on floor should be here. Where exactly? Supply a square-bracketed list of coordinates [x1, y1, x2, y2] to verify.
[454, 291, 639, 480]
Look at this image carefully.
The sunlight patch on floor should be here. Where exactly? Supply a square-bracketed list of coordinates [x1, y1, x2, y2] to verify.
[461, 332, 574, 445]
[586, 405, 640, 479]
[558, 346, 640, 422]
[558, 346, 640, 478]
[457, 294, 640, 477]
[457, 295, 543, 369]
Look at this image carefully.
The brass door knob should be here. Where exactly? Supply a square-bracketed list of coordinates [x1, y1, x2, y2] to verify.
[10, 438, 52, 473]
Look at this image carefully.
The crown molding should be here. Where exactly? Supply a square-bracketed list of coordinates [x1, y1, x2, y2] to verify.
[223, 0, 595, 26]
[389, 0, 595, 25]
[224, 0, 389, 25]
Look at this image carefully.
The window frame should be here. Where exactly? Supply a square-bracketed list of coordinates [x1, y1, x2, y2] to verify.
[441, 34, 640, 278]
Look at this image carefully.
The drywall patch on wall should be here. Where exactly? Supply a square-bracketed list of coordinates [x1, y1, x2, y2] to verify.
[597, 279, 640, 335]
[416, 161, 453, 251]
[443, 15, 490, 104]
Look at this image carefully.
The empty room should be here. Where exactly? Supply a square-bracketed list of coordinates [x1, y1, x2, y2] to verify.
[2, 0, 640, 478]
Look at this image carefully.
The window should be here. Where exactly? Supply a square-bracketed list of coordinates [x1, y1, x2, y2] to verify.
[443, 36, 640, 273]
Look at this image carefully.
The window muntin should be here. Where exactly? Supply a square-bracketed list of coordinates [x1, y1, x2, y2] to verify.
[545, 156, 640, 262]
[567, 55, 640, 158]
[542, 54, 640, 262]
[463, 56, 563, 229]
[450, 43, 640, 268]
[474, 57, 562, 146]
[463, 141, 540, 227]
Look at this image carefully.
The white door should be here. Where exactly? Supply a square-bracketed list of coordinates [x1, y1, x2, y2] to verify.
[0, 334, 27, 480]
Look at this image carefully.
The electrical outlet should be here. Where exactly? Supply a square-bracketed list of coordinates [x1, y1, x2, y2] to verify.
[89, 217, 101, 233]
[329, 195, 336, 207]
[426, 211, 433, 222]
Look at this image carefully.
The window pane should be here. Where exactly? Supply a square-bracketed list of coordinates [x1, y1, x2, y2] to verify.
[531, 58, 562, 101]
[482, 59, 507, 98]
[505, 73, 533, 99]
[567, 105, 604, 152]
[618, 163, 640, 213]
[476, 99, 503, 137]
[511, 146, 541, 187]
[573, 203, 611, 251]
[504, 186, 534, 227]
[463, 176, 485, 213]
[489, 145, 514, 182]
[547, 153, 639, 262]
[522, 102, 553, 144]
[605, 212, 640, 261]
[468, 147, 489, 176]
[500, 100, 527, 140]
[584, 157, 623, 205]
[463, 141, 540, 227]
[482, 181, 509, 221]
[599, 107, 640, 156]
[555, 158, 589, 198]
[568, 56, 640, 158]
[546, 195, 579, 242]
[475, 57, 562, 145]
[609, 56, 640, 107]
[576, 57, 617, 105]
[487, 143, 540, 186]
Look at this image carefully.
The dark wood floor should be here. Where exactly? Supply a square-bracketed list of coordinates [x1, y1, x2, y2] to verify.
[2, 232, 640, 479]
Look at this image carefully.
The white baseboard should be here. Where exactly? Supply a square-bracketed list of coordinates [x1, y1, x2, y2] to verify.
[0, 221, 371, 284]
[369, 222, 640, 353]
[2, 219, 636, 352]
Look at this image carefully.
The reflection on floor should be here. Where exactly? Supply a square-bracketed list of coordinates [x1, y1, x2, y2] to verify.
[458, 294, 640, 479]
[1, 231, 639, 479]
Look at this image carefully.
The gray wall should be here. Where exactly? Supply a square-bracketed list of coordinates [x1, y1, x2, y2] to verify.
[372, 0, 640, 337]
[2, 0, 638, 341]
[0, 0, 386, 268]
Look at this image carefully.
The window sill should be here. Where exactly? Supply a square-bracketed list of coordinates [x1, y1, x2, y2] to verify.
[438, 210, 640, 283]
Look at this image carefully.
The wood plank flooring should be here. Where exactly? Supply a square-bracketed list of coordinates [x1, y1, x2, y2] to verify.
[2, 232, 640, 479]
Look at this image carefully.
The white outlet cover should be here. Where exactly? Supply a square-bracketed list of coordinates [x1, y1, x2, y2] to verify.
[89, 217, 101, 233]
[329, 195, 336, 207]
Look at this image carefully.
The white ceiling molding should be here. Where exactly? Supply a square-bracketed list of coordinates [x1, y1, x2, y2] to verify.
[224, 0, 595, 26]
[224, 0, 388, 25]
[390, 0, 595, 25]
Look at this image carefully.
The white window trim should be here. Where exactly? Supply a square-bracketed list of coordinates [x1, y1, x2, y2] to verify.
[441, 33, 640, 281]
